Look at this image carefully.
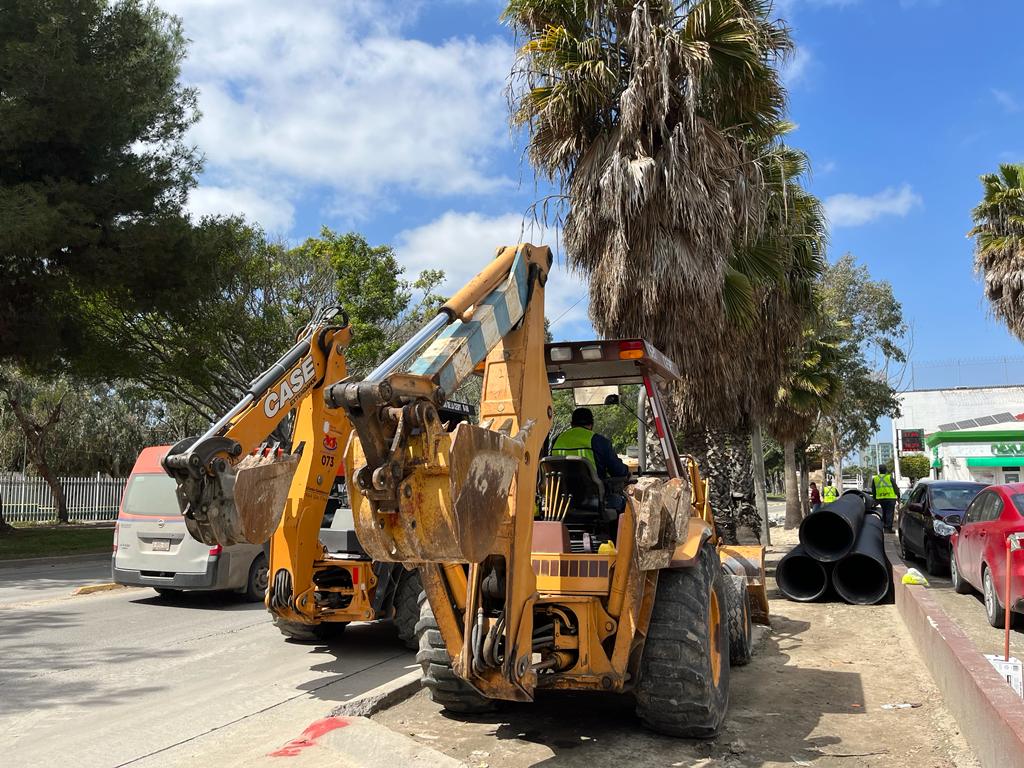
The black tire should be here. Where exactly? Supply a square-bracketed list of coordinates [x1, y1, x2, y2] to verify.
[984, 566, 1006, 629]
[272, 614, 348, 642]
[392, 570, 422, 650]
[244, 553, 269, 602]
[635, 541, 730, 738]
[415, 591, 495, 714]
[897, 533, 915, 562]
[950, 548, 972, 594]
[924, 539, 942, 577]
[724, 573, 754, 667]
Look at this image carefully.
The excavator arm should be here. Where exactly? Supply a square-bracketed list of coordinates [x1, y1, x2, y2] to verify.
[332, 244, 553, 700]
[162, 307, 352, 548]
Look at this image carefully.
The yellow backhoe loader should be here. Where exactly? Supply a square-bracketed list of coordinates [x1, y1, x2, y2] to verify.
[161, 307, 423, 644]
[327, 245, 770, 737]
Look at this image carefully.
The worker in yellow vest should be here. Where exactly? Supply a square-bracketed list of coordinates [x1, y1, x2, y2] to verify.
[822, 479, 840, 505]
[871, 464, 899, 533]
[551, 407, 630, 510]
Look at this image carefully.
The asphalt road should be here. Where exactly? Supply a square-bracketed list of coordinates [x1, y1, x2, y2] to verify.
[0, 555, 112, 606]
[0, 576, 416, 767]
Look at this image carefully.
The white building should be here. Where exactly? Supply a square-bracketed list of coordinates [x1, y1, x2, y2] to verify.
[890, 385, 1024, 487]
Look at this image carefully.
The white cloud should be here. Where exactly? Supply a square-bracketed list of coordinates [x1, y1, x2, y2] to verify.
[188, 185, 295, 233]
[825, 184, 922, 227]
[818, 159, 837, 174]
[782, 46, 812, 87]
[394, 211, 592, 338]
[161, 1, 514, 230]
[992, 88, 1021, 114]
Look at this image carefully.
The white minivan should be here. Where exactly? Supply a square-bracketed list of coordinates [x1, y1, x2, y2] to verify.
[111, 445, 268, 601]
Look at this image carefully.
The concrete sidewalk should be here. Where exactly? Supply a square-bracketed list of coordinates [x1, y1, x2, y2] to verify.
[0, 553, 111, 605]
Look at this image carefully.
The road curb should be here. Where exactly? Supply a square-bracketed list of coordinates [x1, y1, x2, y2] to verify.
[888, 538, 1024, 768]
[331, 669, 422, 717]
[74, 582, 125, 595]
[0, 552, 111, 569]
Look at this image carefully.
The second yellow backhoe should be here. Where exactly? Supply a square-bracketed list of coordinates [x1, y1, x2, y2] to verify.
[161, 308, 423, 644]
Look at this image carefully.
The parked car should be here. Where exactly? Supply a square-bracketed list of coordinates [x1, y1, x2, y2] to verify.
[112, 445, 268, 601]
[950, 483, 1024, 627]
[898, 479, 987, 575]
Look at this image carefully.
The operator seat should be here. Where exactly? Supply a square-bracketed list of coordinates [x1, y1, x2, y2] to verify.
[539, 456, 618, 524]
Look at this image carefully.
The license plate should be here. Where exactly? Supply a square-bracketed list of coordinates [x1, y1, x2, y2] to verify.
[151, 539, 170, 552]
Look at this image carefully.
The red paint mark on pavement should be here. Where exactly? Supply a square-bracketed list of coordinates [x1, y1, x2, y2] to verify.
[268, 716, 350, 757]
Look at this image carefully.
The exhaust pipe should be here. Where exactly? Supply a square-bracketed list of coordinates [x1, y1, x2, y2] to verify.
[776, 545, 830, 602]
[832, 515, 891, 605]
[798, 491, 866, 562]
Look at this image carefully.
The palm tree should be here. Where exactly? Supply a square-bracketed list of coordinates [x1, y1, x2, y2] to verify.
[970, 163, 1024, 339]
[768, 327, 845, 528]
[505, 1, 817, 541]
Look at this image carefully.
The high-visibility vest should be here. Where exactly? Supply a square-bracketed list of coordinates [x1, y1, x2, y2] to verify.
[822, 485, 839, 503]
[872, 473, 897, 499]
[551, 427, 596, 468]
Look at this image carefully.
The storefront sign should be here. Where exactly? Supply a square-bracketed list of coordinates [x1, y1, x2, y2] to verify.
[992, 443, 1024, 457]
[901, 429, 924, 452]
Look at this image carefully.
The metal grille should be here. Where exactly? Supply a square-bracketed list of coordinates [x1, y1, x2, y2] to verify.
[0, 474, 127, 523]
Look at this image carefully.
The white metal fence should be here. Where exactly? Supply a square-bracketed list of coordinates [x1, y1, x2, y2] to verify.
[0, 473, 127, 523]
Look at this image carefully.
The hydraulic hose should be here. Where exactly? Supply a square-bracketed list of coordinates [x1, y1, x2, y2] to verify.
[776, 545, 830, 602]
[799, 491, 866, 562]
[832, 514, 891, 606]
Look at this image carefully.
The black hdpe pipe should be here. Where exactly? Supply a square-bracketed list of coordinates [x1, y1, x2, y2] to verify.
[776, 545, 831, 602]
[832, 514, 891, 605]
[798, 491, 866, 562]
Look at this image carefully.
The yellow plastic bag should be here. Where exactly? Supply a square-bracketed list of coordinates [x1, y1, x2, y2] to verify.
[902, 567, 929, 586]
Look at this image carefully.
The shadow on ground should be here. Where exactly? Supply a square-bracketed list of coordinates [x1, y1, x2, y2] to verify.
[381, 612, 865, 767]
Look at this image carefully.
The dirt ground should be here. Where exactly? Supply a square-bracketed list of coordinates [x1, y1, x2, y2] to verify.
[374, 527, 979, 767]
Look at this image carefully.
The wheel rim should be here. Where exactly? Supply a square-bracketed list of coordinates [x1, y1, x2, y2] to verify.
[985, 571, 995, 617]
[951, 554, 958, 584]
[255, 563, 269, 592]
[709, 586, 722, 686]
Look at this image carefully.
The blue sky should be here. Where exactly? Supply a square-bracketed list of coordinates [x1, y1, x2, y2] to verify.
[161, 0, 1024, 370]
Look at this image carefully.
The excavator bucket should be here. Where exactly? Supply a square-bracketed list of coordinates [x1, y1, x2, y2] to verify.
[182, 452, 300, 547]
[447, 420, 533, 563]
[719, 544, 770, 625]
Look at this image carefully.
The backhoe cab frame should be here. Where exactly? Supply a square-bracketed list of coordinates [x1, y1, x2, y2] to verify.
[336, 244, 767, 735]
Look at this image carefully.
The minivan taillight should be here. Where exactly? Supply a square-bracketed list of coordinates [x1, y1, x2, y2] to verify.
[112, 523, 119, 552]
[209, 544, 223, 557]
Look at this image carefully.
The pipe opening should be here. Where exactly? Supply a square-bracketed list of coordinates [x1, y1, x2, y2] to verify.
[776, 554, 829, 602]
[800, 513, 856, 562]
[833, 553, 889, 605]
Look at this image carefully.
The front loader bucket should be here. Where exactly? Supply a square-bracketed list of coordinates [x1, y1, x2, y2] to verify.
[719, 544, 770, 625]
[183, 452, 299, 547]
[448, 420, 532, 563]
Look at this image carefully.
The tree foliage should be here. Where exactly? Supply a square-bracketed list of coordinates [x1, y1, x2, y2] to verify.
[0, 0, 208, 371]
[899, 454, 930, 483]
[969, 163, 1024, 340]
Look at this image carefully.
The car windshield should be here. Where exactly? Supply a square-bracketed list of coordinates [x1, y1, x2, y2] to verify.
[930, 484, 986, 511]
[121, 473, 180, 517]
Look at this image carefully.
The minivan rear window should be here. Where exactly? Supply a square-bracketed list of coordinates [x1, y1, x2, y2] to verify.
[121, 473, 181, 517]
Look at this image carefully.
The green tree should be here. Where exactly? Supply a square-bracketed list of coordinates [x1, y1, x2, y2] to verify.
[899, 454, 930, 483]
[83, 222, 444, 424]
[0, 0, 207, 371]
[969, 163, 1024, 340]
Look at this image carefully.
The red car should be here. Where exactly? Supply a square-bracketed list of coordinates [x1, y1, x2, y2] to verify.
[950, 483, 1024, 627]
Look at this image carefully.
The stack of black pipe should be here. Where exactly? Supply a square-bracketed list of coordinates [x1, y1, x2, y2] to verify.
[776, 490, 891, 605]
